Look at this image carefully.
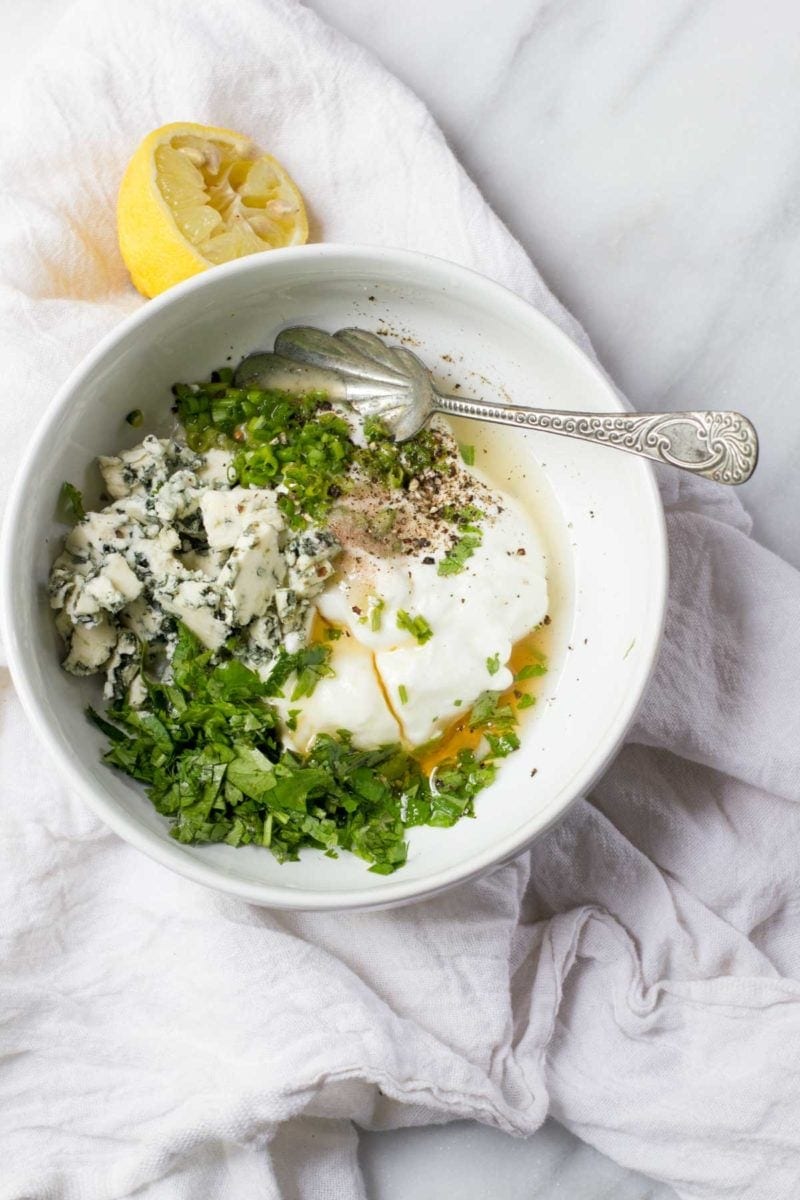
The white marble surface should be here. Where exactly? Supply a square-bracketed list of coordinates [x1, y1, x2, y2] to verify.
[306, 2, 798, 1195]
[3, 1, 796, 1197]
[312, 0, 800, 573]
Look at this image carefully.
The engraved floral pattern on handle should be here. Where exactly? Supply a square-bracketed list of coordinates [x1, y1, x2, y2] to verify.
[434, 399, 758, 484]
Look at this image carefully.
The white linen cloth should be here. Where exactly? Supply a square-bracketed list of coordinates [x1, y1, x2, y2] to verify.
[1, 1, 799, 1197]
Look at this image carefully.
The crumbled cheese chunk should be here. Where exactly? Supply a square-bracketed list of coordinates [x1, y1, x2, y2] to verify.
[63, 617, 117, 675]
[51, 550, 143, 628]
[179, 547, 228, 576]
[50, 435, 341, 678]
[122, 595, 168, 641]
[218, 526, 284, 626]
[200, 487, 282, 550]
[195, 448, 234, 486]
[283, 529, 340, 601]
[161, 579, 228, 651]
[98, 437, 201, 501]
[104, 631, 141, 701]
[153, 469, 203, 525]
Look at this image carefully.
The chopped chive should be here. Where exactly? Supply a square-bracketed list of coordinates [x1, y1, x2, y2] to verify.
[396, 609, 433, 644]
[262, 813, 273, 847]
[125, 409, 144, 427]
[370, 597, 385, 632]
[398, 684, 409, 705]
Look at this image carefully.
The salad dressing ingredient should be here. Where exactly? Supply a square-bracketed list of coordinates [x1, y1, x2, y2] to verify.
[117, 122, 308, 298]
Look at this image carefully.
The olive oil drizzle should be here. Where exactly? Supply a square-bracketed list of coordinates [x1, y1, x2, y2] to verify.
[308, 610, 552, 773]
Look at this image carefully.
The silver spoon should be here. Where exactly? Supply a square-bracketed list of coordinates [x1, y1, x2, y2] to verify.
[235, 326, 758, 485]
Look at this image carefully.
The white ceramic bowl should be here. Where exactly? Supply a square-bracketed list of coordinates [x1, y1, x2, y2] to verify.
[0, 245, 667, 910]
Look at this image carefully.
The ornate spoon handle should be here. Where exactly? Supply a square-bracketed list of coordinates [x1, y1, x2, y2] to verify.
[434, 395, 758, 484]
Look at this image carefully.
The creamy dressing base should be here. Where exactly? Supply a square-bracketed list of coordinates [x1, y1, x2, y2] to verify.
[300, 415, 571, 763]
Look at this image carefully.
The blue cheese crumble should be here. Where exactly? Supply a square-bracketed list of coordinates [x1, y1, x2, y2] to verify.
[49, 435, 340, 701]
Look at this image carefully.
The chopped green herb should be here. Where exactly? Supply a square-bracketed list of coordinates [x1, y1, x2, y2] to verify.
[418, 749, 496, 827]
[467, 690, 520, 759]
[174, 380, 353, 528]
[369, 597, 385, 632]
[469, 691, 503, 728]
[325, 626, 343, 641]
[368, 508, 397, 539]
[453, 699, 463, 707]
[485, 729, 520, 757]
[435, 503, 485, 577]
[173, 373, 455, 529]
[286, 708, 301, 731]
[459, 444, 475, 466]
[125, 409, 144, 427]
[358, 419, 449, 490]
[86, 623, 502, 874]
[58, 481, 85, 523]
[264, 644, 335, 701]
[486, 653, 501, 676]
[396, 609, 433, 644]
[438, 530, 482, 576]
[398, 684, 409, 705]
[210, 367, 234, 385]
[515, 661, 547, 682]
[442, 502, 484, 525]
[516, 694, 536, 710]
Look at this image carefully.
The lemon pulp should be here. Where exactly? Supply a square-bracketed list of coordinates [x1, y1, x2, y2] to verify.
[117, 122, 308, 298]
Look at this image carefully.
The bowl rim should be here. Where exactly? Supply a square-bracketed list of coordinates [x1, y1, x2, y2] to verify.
[0, 243, 668, 910]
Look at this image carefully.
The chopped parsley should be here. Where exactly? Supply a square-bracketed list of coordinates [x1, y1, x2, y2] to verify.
[438, 530, 482, 576]
[264, 644, 335, 702]
[325, 626, 343, 641]
[419, 750, 497, 827]
[436, 503, 485, 577]
[515, 660, 547, 682]
[396, 609, 433, 644]
[87, 624, 507, 874]
[486, 653, 501, 676]
[442, 502, 483, 525]
[459, 444, 476, 466]
[468, 690, 520, 758]
[516, 693, 536, 710]
[58, 481, 85, 523]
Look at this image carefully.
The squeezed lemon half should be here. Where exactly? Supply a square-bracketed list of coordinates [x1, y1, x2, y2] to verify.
[117, 122, 309, 298]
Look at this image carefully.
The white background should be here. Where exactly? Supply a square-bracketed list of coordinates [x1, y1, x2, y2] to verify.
[4, 1, 797, 1196]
